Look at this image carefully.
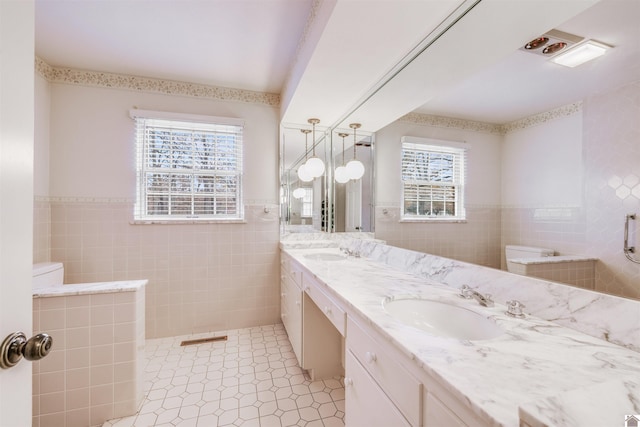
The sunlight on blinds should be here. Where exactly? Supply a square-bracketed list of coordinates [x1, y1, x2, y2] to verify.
[132, 112, 244, 221]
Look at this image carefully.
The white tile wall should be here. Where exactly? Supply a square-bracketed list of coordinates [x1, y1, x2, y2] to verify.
[583, 81, 640, 298]
[375, 205, 502, 268]
[46, 202, 280, 339]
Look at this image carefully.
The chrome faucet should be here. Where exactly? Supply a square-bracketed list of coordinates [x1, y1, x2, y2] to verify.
[340, 247, 360, 258]
[459, 285, 494, 307]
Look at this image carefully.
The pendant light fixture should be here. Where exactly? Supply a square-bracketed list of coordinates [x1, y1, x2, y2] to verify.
[304, 118, 325, 178]
[334, 132, 350, 183]
[297, 129, 313, 182]
[346, 123, 365, 180]
[292, 187, 306, 199]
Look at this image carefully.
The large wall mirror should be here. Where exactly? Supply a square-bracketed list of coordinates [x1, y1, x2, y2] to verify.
[280, 123, 374, 234]
[278, 0, 639, 300]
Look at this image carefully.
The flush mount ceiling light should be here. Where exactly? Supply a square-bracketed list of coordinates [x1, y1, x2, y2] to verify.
[304, 118, 325, 178]
[297, 129, 313, 182]
[334, 132, 350, 184]
[550, 40, 612, 67]
[346, 123, 365, 180]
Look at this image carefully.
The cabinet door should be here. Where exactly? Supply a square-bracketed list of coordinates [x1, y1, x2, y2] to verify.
[347, 317, 421, 425]
[286, 283, 303, 364]
[281, 271, 303, 365]
[345, 351, 411, 427]
[424, 392, 467, 427]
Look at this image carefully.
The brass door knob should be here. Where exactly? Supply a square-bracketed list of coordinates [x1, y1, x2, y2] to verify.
[0, 332, 53, 369]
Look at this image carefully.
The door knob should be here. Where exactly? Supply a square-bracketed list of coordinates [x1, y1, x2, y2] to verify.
[0, 332, 53, 369]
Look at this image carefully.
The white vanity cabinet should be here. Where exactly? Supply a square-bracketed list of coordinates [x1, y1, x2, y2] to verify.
[346, 316, 420, 426]
[280, 252, 303, 364]
[345, 351, 411, 427]
[282, 249, 491, 426]
[280, 251, 344, 380]
[346, 314, 489, 427]
[424, 393, 467, 427]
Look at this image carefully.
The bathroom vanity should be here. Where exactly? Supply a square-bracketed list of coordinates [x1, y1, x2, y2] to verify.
[280, 241, 640, 427]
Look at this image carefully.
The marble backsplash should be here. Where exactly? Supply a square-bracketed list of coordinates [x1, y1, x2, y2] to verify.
[347, 239, 640, 352]
[279, 231, 381, 249]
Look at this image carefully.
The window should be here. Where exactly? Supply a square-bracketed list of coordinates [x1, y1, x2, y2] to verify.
[131, 110, 244, 221]
[301, 188, 313, 217]
[401, 136, 467, 220]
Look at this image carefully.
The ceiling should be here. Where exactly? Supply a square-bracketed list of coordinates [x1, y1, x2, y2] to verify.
[35, 0, 640, 130]
[35, 0, 313, 94]
[415, 0, 640, 124]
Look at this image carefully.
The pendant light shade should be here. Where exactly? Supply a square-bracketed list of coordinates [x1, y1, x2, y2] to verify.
[297, 164, 313, 182]
[335, 166, 350, 183]
[305, 156, 325, 178]
[346, 159, 365, 180]
[297, 129, 314, 182]
[335, 132, 350, 183]
[304, 118, 325, 178]
[347, 123, 365, 180]
[292, 188, 306, 199]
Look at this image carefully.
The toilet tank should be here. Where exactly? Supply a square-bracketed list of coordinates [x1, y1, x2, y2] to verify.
[505, 245, 554, 260]
[33, 262, 64, 289]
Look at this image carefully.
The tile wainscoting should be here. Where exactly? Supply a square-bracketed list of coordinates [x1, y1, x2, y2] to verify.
[36, 199, 281, 339]
[374, 205, 502, 269]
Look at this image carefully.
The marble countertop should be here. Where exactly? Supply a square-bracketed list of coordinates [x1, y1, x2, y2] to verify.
[519, 379, 639, 427]
[33, 280, 147, 298]
[283, 247, 640, 427]
[508, 255, 598, 265]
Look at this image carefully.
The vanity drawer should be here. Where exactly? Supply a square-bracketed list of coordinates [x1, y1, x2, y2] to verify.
[303, 272, 346, 336]
[345, 350, 411, 427]
[281, 253, 302, 288]
[347, 316, 422, 426]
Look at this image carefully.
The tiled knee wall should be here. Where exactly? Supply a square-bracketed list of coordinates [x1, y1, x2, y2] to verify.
[32, 289, 145, 427]
[507, 260, 595, 290]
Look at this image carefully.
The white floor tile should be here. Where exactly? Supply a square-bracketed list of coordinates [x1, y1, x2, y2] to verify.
[103, 324, 344, 427]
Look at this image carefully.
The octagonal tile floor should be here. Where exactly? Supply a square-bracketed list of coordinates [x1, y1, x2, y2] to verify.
[103, 324, 345, 427]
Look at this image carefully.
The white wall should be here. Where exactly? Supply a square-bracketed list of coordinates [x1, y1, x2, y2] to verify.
[34, 74, 51, 197]
[374, 119, 503, 267]
[499, 88, 640, 299]
[375, 120, 502, 207]
[42, 81, 282, 338]
[502, 113, 583, 207]
[49, 84, 278, 201]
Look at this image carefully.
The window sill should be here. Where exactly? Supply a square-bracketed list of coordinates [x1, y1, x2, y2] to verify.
[130, 218, 246, 225]
[399, 218, 467, 224]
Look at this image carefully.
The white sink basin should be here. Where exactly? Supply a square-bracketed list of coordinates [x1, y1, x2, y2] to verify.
[383, 298, 503, 340]
[304, 253, 347, 262]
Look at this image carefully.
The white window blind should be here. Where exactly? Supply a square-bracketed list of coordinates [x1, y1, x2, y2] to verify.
[132, 111, 244, 221]
[401, 137, 467, 220]
[301, 188, 313, 217]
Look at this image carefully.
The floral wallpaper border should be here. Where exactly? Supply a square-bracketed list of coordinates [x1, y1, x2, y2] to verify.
[35, 56, 582, 132]
[35, 57, 280, 107]
[398, 112, 503, 135]
[398, 102, 582, 135]
[501, 102, 582, 134]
